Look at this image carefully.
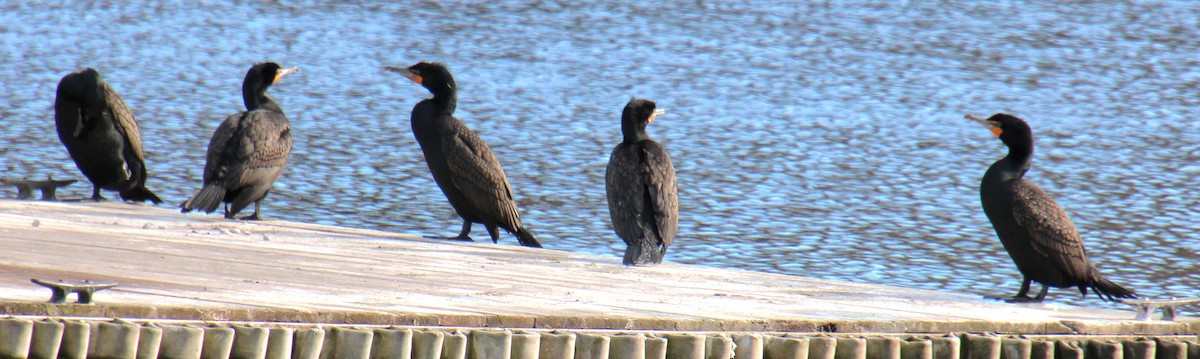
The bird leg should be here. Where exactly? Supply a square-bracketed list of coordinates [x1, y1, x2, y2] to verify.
[996, 278, 1046, 303]
[240, 201, 263, 220]
[90, 185, 106, 201]
[429, 221, 475, 241]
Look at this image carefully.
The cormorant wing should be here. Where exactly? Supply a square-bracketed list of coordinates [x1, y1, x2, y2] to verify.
[605, 145, 647, 247]
[203, 111, 292, 187]
[1010, 181, 1091, 280]
[101, 82, 146, 164]
[642, 142, 679, 252]
[441, 129, 518, 218]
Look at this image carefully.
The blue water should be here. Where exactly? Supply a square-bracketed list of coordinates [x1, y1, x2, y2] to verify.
[3, 1, 1200, 309]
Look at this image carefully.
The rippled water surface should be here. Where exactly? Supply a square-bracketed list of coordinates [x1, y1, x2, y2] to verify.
[4, 1, 1200, 308]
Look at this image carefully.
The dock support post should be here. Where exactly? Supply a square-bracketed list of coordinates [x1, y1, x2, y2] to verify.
[510, 331, 541, 359]
[930, 335, 959, 359]
[575, 333, 610, 359]
[1000, 337, 1030, 359]
[963, 333, 1000, 359]
[1154, 339, 1186, 359]
[92, 319, 140, 359]
[443, 330, 468, 359]
[59, 319, 91, 359]
[412, 330, 445, 359]
[732, 334, 763, 359]
[835, 337, 866, 359]
[231, 325, 269, 359]
[1124, 338, 1155, 359]
[371, 327, 412, 359]
[1055, 340, 1084, 359]
[265, 327, 294, 359]
[159, 325, 203, 359]
[666, 333, 705, 359]
[292, 327, 325, 359]
[900, 338, 931, 359]
[30, 318, 64, 359]
[645, 335, 667, 359]
[0, 317, 33, 359]
[868, 337, 902, 359]
[1087, 340, 1123, 359]
[137, 323, 162, 359]
[202, 325, 235, 359]
[765, 336, 810, 359]
[538, 332, 575, 359]
[706, 335, 734, 359]
[323, 327, 373, 359]
[469, 329, 512, 359]
[610, 333, 646, 359]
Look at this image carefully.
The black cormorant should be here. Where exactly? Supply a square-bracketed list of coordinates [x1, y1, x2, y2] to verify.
[969, 113, 1136, 302]
[54, 68, 162, 203]
[181, 62, 298, 220]
[385, 62, 541, 248]
[605, 98, 678, 265]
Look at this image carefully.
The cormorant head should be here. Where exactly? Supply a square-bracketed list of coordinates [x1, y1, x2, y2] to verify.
[242, 62, 298, 111]
[621, 98, 665, 143]
[967, 113, 1033, 149]
[57, 68, 105, 111]
[387, 62, 456, 97]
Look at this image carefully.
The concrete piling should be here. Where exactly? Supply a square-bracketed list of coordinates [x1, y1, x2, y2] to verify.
[665, 333, 705, 359]
[930, 335, 960, 359]
[291, 327, 325, 359]
[609, 333, 646, 359]
[705, 335, 734, 359]
[834, 337, 866, 359]
[645, 335, 667, 359]
[538, 332, 575, 359]
[764, 336, 809, 359]
[202, 325, 235, 359]
[442, 330, 468, 359]
[808, 337, 837, 359]
[900, 338, 932, 359]
[413, 330, 446, 359]
[59, 319, 91, 359]
[1086, 340, 1122, 359]
[136, 323, 163, 359]
[0, 317, 32, 359]
[264, 327, 293, 359]
[159, 325, 204, 359]
[371, 327, 412, 359]
[468, 329, 512, 359]
[510, 331, 540, 359]
[230, 325, 269, 359]
[29, 318, 64, 359]
[732, 334, 763, 359]
[999, 337, 1029, 359]
[1054, 340, 1084, 359]
[92, 319, 140, 359]
[867, 337, 902, 359]
[962, 333, 1000, 359]
[1154, 339, 1186, 359]
[574, 333, 609, 359]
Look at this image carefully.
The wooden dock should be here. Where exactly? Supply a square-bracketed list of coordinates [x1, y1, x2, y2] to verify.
[0, 200, 1186, 335]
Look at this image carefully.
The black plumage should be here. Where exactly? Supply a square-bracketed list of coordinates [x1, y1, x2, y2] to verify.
[386, 62, 540, 248]
[54, 68, 162, 203]
[970, 113, 1136, 302]
[606, 99, 678, 265]
[181, 62, 298, 220]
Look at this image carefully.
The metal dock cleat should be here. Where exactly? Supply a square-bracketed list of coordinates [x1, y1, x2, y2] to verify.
[2, 177, 77, 200]
[1118, 297, 1200, 321]
[31, 278, 118, 304]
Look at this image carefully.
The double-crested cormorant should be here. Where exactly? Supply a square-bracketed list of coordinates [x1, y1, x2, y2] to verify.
[606, 99, 678, 265]
[181, 62, 298, 220]
[385, 62, 541, 248]
[54, 68, 163, 203]
[969, 113, 1136, 302]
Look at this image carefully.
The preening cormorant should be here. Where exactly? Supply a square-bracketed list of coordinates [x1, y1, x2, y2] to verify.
[385, 62, 541, 248]
[181, 62, 298, 220]
[605, 99, 678, 265]
[969, 113, 1136, 302]
[54, 68, 163, 203]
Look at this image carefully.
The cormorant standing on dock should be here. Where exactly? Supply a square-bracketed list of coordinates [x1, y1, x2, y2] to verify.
[386, 62, 541, 248]
[606, 98, 678, 265]
[54, 68, 163, 203]
[181, 62, 298, 220]
[969, 113, 1136, 302]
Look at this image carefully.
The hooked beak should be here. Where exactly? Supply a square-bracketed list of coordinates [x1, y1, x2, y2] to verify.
[274, 67, 299, 84]
[385, 66, 422, 85]
[965, 114, 1002, 137]
[649, 109, 666, 123]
